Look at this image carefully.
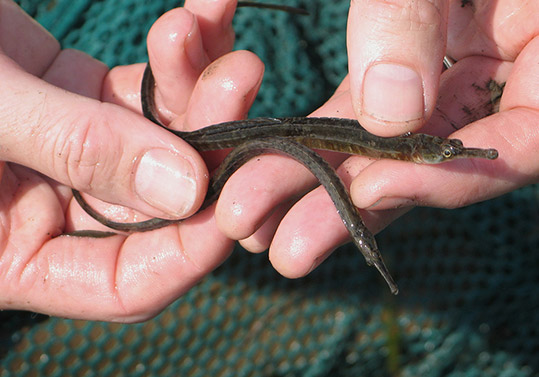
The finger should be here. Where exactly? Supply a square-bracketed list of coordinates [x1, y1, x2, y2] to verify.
[0, 57, 208, 220]
[350, 110, 533, 210]
[182, 49, 264, 171]
[270, 187, 351, 277]
[239, 147, 379, 256]
[215, 149, 348, 242]
[99, 49, 263, 220]
[183, 50, 264, 130]
[214, 78, 349, 242]
[347, 0, 448, 135]
[500, 35, 539, 113]
[105, 49, 264, 171]
[238, 200, 294, 253]
[101, 63, 146, 114]
[446, 0, 539, 61]
[268, 164, 409, 278]
[147, 7, 210, 117]
[0, 0, 59, 76]
[351, 36, 539, 210]
[185, 0, 237, 60]
[215, 154, 319, 240]
[43, 48, 109, 99]
[3, 165, 233, 320]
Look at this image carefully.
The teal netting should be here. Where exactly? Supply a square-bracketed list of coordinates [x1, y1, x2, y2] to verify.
[2, 1, 538, 376]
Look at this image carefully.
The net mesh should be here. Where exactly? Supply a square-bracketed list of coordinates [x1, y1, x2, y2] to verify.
[2, 0, 538, 376]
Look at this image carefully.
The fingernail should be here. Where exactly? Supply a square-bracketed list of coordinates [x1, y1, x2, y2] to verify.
[135, 149, 197, 217]
[363, 63, 424, 123]
[184, 15, 207, 72]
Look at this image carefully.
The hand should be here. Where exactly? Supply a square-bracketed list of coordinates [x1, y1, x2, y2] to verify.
[213, 0, 538, 278]
[0, 0, 264, 321]
[346, 0, 538, 208]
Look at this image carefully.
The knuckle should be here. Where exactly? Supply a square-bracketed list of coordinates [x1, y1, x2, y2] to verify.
[53, 111, 119, 190]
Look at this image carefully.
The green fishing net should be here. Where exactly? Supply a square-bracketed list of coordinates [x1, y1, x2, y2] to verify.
[2, 1, 538, 376]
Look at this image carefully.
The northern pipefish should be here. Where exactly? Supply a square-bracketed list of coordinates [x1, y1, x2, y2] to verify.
[72, 3, 499, 295]
[73, 65, 498, 295]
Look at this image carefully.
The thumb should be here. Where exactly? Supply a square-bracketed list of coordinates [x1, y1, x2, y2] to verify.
[347, 0, 448, 136]
[0, 56, 208, 219]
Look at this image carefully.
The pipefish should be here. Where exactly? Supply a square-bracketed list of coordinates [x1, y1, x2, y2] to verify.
[72, 3, 498, 294]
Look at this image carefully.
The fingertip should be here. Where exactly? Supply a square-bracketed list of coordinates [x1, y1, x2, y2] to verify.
[184, 0, 237, 59]
[86, 103, 210, 220]
[238, 235, 269, 254]
[269, 229, 319, 278]
[269, 231, 335, 279]
[101, 63, 146, 113]
[360, 63, 426, 135]
[215, 188, 258, 241]
[238, 201, 292, 254]
[149, 7, 209, 73]
[215, 154, 313, 245]
[269, 189, 348, 278]
[185, 49, 264, 128]
[214, 157, 274, 241]
[148, 8, 208, 116]
[147, 8, 196, 60]
[133, 148, 207, 218]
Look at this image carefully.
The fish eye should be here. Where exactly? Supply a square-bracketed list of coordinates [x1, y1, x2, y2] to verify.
[442, 148, 453, 158]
